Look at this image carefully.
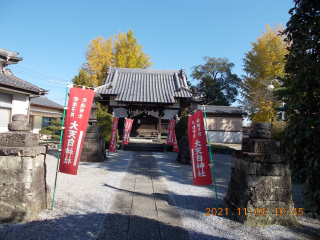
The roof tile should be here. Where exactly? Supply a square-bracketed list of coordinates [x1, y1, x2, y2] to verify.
[0, 73, 46, 94]
[96, 67, 191, 104]
[198, 105, 247, 115]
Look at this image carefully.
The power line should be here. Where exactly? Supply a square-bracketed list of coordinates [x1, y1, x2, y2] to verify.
[10, 67, 50, 81]
[13, 65, 68, 81]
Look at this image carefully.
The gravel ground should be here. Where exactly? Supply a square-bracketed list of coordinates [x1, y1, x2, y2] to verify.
[0, 150, 132, 240]
[155, 152, 320, 240]
[1, 150, 319, 240]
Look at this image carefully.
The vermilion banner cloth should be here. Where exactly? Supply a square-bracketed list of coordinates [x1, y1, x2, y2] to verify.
[123, 118, 133, 145]
[167, 119, 175, 145]
[188, 110, 212, 185]
[173, 132, 179, 152]
[59, 87, 95, 175]
[109, 117, 118, 152]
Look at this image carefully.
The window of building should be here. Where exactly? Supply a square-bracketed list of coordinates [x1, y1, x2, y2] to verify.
[0, 92, 12, 127]
[42, 117, 56, 128]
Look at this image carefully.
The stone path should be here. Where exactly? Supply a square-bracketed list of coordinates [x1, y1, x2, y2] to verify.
[96, 152, 190, 240]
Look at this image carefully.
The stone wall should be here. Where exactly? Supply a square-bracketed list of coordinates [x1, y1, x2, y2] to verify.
[0, 114, 51, 223]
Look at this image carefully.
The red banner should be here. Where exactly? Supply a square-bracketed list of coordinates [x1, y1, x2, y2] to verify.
[109, 117, 118, 152]
[59, 87, 95, 175]
[188, 110, 212, 185]
[123, 118, 133, 145]
[167, 119, 176, 145]
[173, 131, 179, 152]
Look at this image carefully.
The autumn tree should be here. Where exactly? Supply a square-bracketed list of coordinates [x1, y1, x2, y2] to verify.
[241, 24, 288, 123]
[281, 0, 320, 214]
[191, 56, 241, 105]
[114, 29, 152, 69]
[81, 29, 152, 86]
[81, 35, 113, 86]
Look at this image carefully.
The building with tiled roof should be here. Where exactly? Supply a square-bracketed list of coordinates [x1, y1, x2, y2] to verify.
[96, 67, 193, 141]
[197, 105, 247, 143]
[30, 96, 64, 133]
[0, 47, 48, 132]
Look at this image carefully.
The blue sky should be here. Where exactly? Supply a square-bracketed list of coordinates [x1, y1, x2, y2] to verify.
[2, 0, 294, 113]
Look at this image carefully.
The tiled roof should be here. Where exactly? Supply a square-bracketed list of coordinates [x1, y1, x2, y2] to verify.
[0, 73, 47, 94]
[95, 67, 192, 104]
[31, 96, 63, 109]
[198, 105, 247, 115]
[0, 47, 23, 61]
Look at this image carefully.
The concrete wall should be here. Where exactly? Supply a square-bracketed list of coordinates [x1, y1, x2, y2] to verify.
[0, 89, 29, 132]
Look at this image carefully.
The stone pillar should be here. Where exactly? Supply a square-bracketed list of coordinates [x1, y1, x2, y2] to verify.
[176, 130, 191, 165]
[80, 101, 106, 162]
[223, 123, 297, 226]
[0, 114, 51, 223]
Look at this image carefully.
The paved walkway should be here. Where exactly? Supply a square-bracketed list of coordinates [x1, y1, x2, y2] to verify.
[96, 152, 190, 240]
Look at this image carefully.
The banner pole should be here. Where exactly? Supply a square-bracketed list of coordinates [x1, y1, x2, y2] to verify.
[51, 83, 71, 210]
[203, 105, 219, 208]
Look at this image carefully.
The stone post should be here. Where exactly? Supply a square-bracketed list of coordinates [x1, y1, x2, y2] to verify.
[176, 130, 191, 165]
[223, 123, 298, 226]
[0, 114, 51, 223]
[80, 101, 106, 162]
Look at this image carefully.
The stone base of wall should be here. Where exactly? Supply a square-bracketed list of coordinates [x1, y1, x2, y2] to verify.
[0, 146, 51, 223]
[223, 150, 298, 227]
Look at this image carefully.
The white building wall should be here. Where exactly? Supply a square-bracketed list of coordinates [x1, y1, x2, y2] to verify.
[206, 116, 243, 143]
[33, 115, 42, 133]
[208, 131, 243, 143]
[12, 93, 29, 116]
[0, 89, 29, 132]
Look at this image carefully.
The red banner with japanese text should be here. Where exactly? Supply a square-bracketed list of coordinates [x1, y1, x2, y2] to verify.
[173, 131, 179, 152]
[59, 87, 95, 175]
[123, 118, 133, 145]
[109, 117, 118, 152]
[188, 110, 212, 185]
[167, 119, 175, 145]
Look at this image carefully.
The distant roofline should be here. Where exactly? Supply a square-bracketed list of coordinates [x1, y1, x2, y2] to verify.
[106, 67, 185, 76]
[0, 47, 23, 61]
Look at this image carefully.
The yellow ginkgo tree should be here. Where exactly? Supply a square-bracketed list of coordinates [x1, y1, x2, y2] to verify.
[241, 24, 288, 123]
[80, 29, 152, 86]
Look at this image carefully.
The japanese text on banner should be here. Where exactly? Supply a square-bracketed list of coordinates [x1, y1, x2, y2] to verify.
[59, 88, 95, 175]
[123, 118, 133, 145]
[109, 117, 118, 152]
[188, 110, 212, 185]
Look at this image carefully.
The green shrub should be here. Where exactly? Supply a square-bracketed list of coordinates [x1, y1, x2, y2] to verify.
[175, 115, 188, 145]
[270, 121, 286, 141]
[96, 105, 119, 146]
[39, 120, 62, 141]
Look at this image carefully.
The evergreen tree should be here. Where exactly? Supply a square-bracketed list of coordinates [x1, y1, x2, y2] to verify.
[282, 0, 320, 214]
[71, 70, 92, 87]
[191, 56, 241, 105]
